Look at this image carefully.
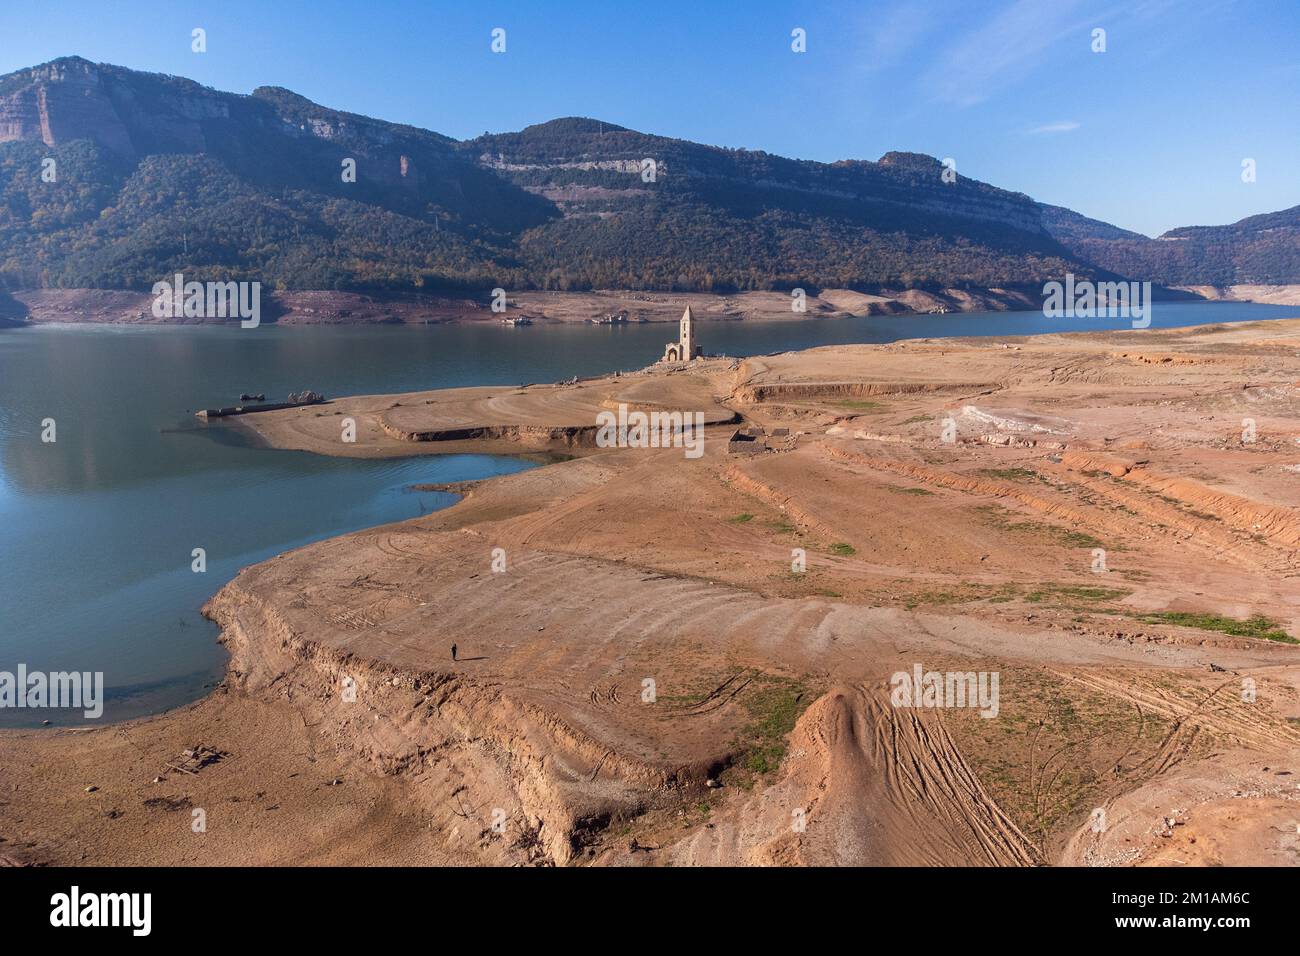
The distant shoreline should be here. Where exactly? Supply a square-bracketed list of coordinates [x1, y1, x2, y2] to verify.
[5, 284, 1288, 328]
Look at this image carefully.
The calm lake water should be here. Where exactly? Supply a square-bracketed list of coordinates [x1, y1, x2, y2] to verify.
[0, 301, 1294, 724]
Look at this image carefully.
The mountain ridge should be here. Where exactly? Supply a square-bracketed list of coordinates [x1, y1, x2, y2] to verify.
[1, 57, 1295, 296]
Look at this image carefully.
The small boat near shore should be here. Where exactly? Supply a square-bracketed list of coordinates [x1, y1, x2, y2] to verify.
[196, 390, 325, 419]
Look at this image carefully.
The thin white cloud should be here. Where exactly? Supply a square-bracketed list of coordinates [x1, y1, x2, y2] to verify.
[1028, 120, 1081, 134]
[921, 0, 1091, 105]
[856, 3, 941, 72]
[917, 0, 1155, 106]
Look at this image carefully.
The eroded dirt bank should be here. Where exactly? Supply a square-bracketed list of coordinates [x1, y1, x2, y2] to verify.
[4, 319, 1300, 866]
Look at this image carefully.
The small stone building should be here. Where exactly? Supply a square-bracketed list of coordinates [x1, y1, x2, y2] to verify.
[662, 306, 702, 363]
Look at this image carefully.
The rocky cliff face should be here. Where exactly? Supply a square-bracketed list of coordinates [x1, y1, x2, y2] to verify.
[467, 120, 1051, 236]
[0, 56, 239, 158]
[0, 57, 1288, 291]
[463, 117, 1094, 289]
[0, 56, 553, 234]
[0, 57, 562, 290]
[0, 58, 137, 157]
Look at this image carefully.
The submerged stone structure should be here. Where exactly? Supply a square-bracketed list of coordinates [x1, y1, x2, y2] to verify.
[661, 305, 702, 363]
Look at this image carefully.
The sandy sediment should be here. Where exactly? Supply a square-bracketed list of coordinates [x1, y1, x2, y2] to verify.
[1176, 284, 1300, 307]
[4, 319, 1300, 866]
[7, 285, 1267, 326]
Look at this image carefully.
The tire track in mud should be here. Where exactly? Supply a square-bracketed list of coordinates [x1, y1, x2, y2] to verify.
[679, 684, 1038, 866]
[588, 683, 623, 706]
[1054, 670, 1300, 752]
[812, 686, 1039, 866]
[659, 671, 755, 718]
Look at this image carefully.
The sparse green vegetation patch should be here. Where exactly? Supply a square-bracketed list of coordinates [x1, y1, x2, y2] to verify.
[976, 467, 1046, 484]
[1138, 611, 1297, 644]
[659, 670, 816, 788]
[1025, 584, 1130, 605]
[902, 582, 1020, 609]
[900, 581, 1130, 612]
[828, 399, 887, 412]
[733, 675, 813, 779]
[949, 666, 1215, 849]
[974, 504, 1104, 550]
[1151, 493, 1221, 522]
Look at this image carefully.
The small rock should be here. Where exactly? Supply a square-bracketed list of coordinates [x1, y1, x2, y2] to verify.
[705, 779, 720, 789]
[84, 786, 98, 793]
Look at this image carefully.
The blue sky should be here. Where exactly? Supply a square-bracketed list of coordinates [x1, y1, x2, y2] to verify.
[2, 0, 1296, 236]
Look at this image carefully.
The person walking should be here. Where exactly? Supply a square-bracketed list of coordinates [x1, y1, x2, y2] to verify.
[451, 643, 458, 662]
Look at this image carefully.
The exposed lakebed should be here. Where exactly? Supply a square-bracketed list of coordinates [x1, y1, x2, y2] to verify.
[0, 301, 1294, 723]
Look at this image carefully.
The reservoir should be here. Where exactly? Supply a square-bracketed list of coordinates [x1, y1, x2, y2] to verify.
[0, 300, 1293, 723]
